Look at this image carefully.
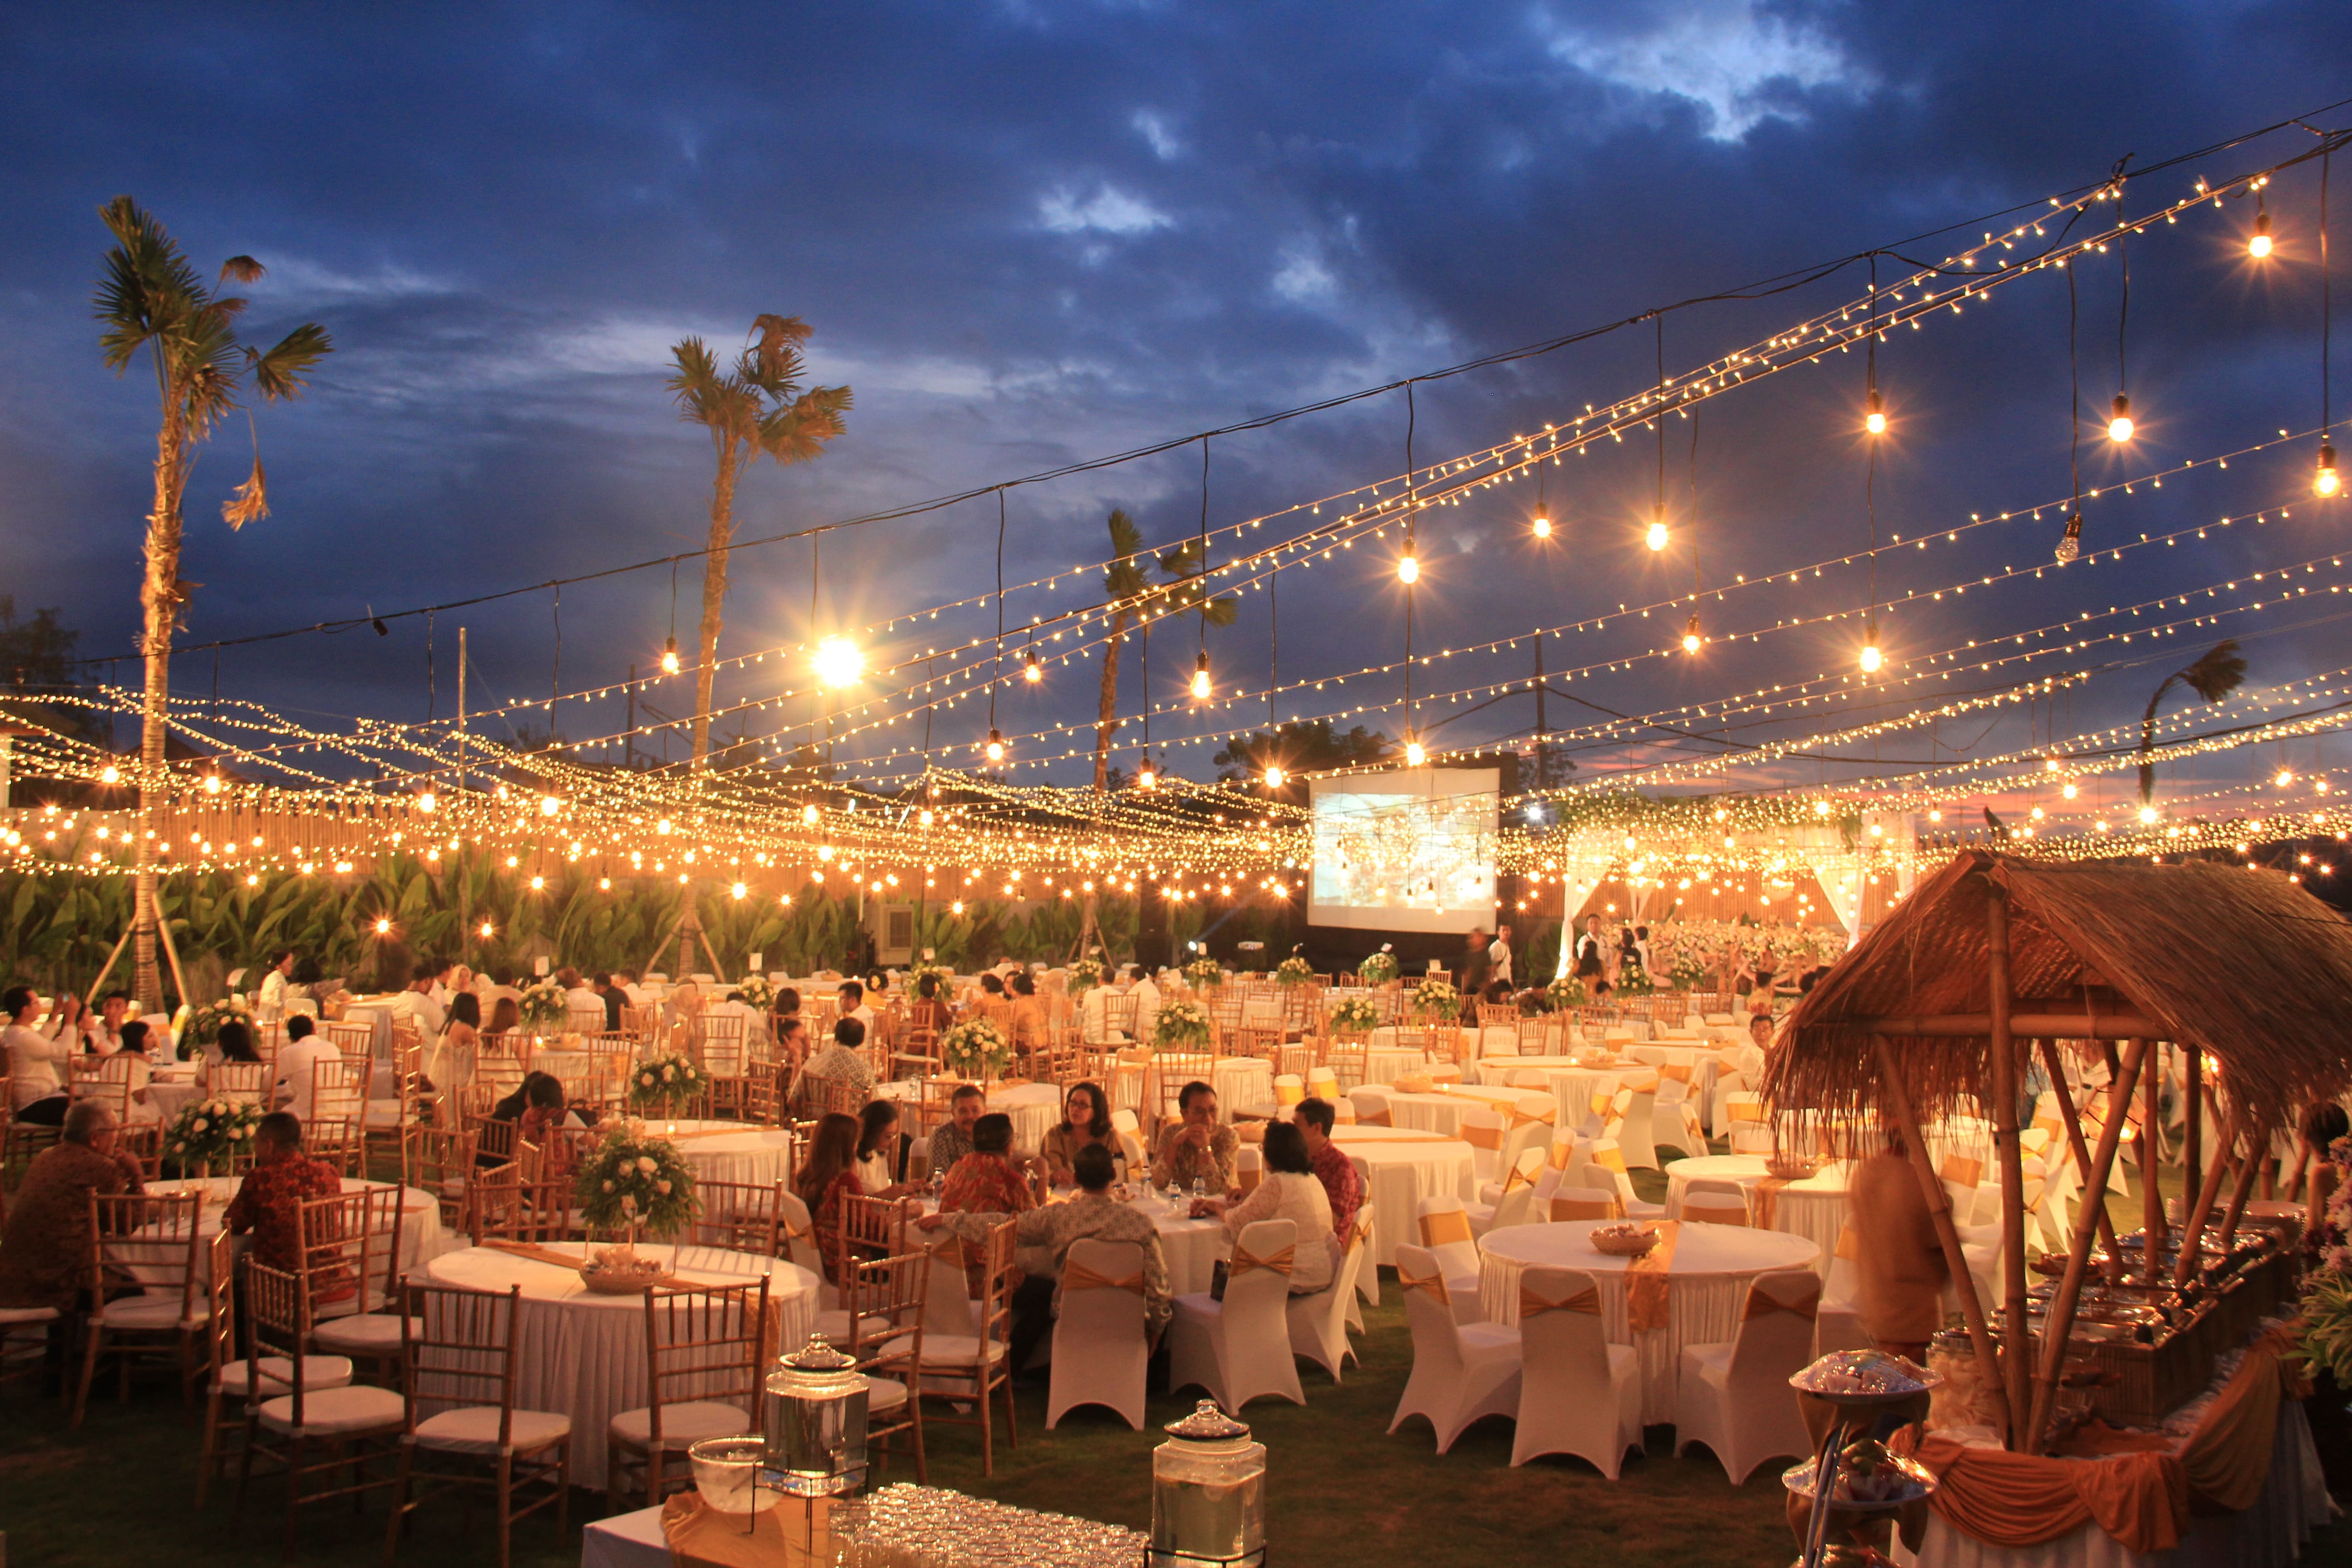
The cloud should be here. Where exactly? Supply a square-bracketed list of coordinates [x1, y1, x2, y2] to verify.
[1272, 242, 1337, 303]
[1132, 109, 1181, 159]
[1037, 184, 1175, 235]
[1538, 0, 1876, 140]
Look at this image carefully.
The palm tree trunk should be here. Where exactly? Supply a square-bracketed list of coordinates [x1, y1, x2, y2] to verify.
[690, 439, 740, 769]
[1091, 612, 1131, 789]
[133, 403, 189, 1013]
[2137, 675, 2179, 805]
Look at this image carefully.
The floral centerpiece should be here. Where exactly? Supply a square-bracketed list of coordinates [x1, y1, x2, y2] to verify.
[1614, 960, 1656, 997]
[1546, 975, 1588, 1012]
[517, 976, 568, 1032]
[1666, 955, 1711, 992]
[576, 1124, 700, 1289]
[2294, 1136, 2352, 1384]
[1182, 956, 1224, 990]
[735, 974, 776, 1012]
[1325, 995, 1382, 1035]
[1066, 957, 1106, 995]
[1411, 975, 1460, 1018]
[1358, 950, 1400, 986]
[1274, 956, 1315, 987]
[624, 1054, 709, 1114]
[180, 993, 251, 1060]
[1153, 998, 1212, 1050]
[904, 960, 955, 1001]
[164, 1096, 262, 1175]
[939, 1016, 1014, 1080]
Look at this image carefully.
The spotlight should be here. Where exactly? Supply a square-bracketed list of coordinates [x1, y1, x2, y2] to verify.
[813, 636, 863, 688]
[1858, 617, 1882, 674]
[2317, 441, 2340, 498]
[1645, 513, 1669, 552]
[1190, 652, 1212, 700]
[1396, 549, 1419, 584]
[1263, 764, 1287, 789]
[2249, 210, 2273, 259]
[985, 728, 1006, 763]
[1681, 614, 1701, 654]
[660, 635, 681, 675]
[1865, 388, 1886, 436]
[2107, 393, 2133, 443]
[1531, 510, 1552, 539]
[1404, 739, 1427, 766]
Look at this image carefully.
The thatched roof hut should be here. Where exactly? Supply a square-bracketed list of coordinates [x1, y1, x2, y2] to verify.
[1765, 850, 2352, 1135]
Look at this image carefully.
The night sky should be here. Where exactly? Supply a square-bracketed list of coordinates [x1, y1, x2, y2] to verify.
[4, 3, 2349, 817]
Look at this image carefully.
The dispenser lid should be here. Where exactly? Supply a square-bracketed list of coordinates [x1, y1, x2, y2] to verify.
[781, 1333, 857, 1372]
[1788, 1349, 1940, 1403]
[1163, 1399, 1250, 1442]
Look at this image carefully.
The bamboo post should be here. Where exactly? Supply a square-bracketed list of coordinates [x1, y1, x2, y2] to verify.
[2139, 1039, 2165, 1275]
[1985, 887, 2030, 1447]
[154, 904, 191, 1011]
[2171, 1114, 2239, 1291]
[1874, 1034, 2012, 1441]
[2026, 1039, 2147, 1453]
[2183, 1044, 2203, 1217]
[83, 923, 137, 1004]
[2038, 1039, 2122, 1268]
[2098, 1041, 2130, 1286]
[2214, 1120, 2264, 1254]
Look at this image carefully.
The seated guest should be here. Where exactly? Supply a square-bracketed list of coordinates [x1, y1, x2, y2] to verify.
[83, 991, 132, 1054]
[0, 1102, 144, 1311]
[1039, 1082, 1121, 1187]
[938, 1112, 1036, 1294]
[836, 980, 874, 1029]
[225, 1111, 349, 1292]
[591, 972, 625, 1031]
[98, 1022, 159, 1124]
[491, 1070, 554, 1125]
[1294, 1098, 1362, 1245]
[1193, 1121, 1335, 1294]
[255, 947, 296, 1021]
[1152, 1082, 1239, 1196]
[854, 1099, 916, 1196]
[919, 1142, 1170, 1377]
[517, 1076, 579, 1179]
[484, 995, 523, 1040]
[5, 985, 78, 1125]
[788, 1017, 875, 1115]
[274, 1015, 340, 1123]
[924, 1083, 985, 1177]
[215, 1019, 263, 1064]
[773, 1014, 809, 1078]
[559, 967, 601, 1018]
[793, 1112, 866, 1284]
[439, 993, 482, 1080]
[906, 974, 952, 1035]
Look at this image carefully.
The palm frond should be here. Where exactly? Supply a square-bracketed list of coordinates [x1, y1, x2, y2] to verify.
[248, 322, 332, 401]
[747, 313, 813, 384]
[2180, 640, 2247, 704]
[217, 255, 265, 285]
[663, 337, 724, 420]
[221, 453, 268, 530]
[1102, 509, 1148, 598]
[757, 383, 852, 465]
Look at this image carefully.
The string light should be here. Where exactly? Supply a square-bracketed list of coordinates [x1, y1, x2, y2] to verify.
[1403, 739, 1426, 766]
[660, 636, 681, 676]
[1137, 754, 1158, 789]
[985, 728, 1005, 763]
[1681, 614, 1702, 654]
[1189, 651, 1212, 700]
[1263, 764, 1287, 788]
[1022, 651, 1042, 683]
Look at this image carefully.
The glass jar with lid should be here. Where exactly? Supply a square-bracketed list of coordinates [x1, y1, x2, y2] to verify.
[760, 1334, 869, 1497]
[1148, 1400, 1265, 1568]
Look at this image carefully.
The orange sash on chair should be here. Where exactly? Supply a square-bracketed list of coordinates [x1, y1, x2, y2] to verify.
[1623, 1220, 1680, 1333]
[1940, 1153, 1984, 1188]
[1743, 1277, 1821, 1320]
[1229, 1242, 1295, 1279]
[1519, 1281, 1601, 1318]
[1459, 1122, 1506, 1152]
[1418, 1209, 1475, 1248]
[1397, 1266, 1449, 1305]
[1063, 1259, 1147, 1294]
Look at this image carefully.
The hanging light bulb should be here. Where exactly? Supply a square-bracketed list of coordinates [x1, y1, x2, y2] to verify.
[1137, 754, 1158, 789]
[1864, 388, 1886, 436]
[2138, 804, 2160, 825]
[479, 920, 495, 938]
[2316, 441, 2340, 498]
[985, 728, 1006, 763]
[1404, 739, 1427, 766]
[416, 789, 437, 814]
[2107, 393, 2134, 442]
[1022, 651, 1042, 683]
[2249, 208, 2274, 259]
[1531, 510, 1552, 539]
[1396, 548, 1419, 583]
[1681, 613, 1701, 654]
[2277, 768, 2296, 788]
[100, 764, 120, 784]
[813, 635, 863, 687]
[2062, 782, 2079, 799]
[1858, 617, 1883, 673]
[2055, 511, 2082, 563]
[375, 917, 392, 935]
[1189, 651, 1212, 700]
[1263, 764, 1287, 789]
[660, 635, 681, 675]
[1645, 510, 1669, 552]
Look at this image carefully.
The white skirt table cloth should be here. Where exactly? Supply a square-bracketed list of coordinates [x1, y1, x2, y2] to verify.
[1382, 1083, 1529, 1138]
[1208, 1057, 1273, 1114]
[1327, 1124, 1477, 1267]
[1545, 1066, 1630, 1132]
[425, 1241, 818, 1490]
[1662, 1153, 1852, 1275]
[1477, 1220, 1819, 1423]
[114, 1176, 452, 1288]
[656, 1120, 799, 1189]
[146, 1065, 204, 1123]
[1361, 1046, 1430, 1087]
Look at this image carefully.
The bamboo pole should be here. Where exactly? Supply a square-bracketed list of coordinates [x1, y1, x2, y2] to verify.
[2171, 1114, 2239, 1291]
[2037, 1039, 2122, 1269]
[1874, 1033, 2012, 1441]
[2140, 1039, 2166, 1276]
[83, 923, 137, 1004]
[2026, 1039, 2147, 1453]
[1985, 887, 2030, 1448]
[2099, 1041, 2130, 1287]
[1858, 1012, 2162, 1038]
[154, 903, 191, 1012]
[2215, 1121, 2264, 1254]
[2183, 1044, 2204, 1219]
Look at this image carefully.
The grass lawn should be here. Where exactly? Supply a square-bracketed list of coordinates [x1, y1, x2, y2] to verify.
[4, 1151, 2342, 1567]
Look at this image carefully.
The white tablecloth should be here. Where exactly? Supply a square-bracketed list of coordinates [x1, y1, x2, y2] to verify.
[1210, 1058, 1273, 1113]
[1477, 1221, 1819, 1422]
[658, 1120, 799, 1189]
[1362, 1047, 1428, 1087]
[117, 1176, 452, 1287]
[1546, 1066, 1629, 1132]
[1114, 1196, 1227, 1297]
[147, 1068, 203, 1122]
[1662, 1154, 1851, 1277]
[426, 1242, 819, 1490]
[582, 1505, 669, 1568]
[1383, 1084, 1526, 1138]
[1328, 1125, 1477, 1267]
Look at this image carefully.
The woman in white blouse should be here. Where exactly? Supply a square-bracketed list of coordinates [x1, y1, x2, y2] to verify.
[255, 947, 295, 1021]
[853, 1099, 916, 1198]
[1196, 1122, 1335, 1294]
[4, 984, 80, 1123]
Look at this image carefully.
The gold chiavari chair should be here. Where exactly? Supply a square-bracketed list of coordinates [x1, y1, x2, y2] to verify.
[620, 1004, 664, 1048]
[304, 1185, 411, 1375]
[308, 1058, 366, 1177]
[603, 1279, 767, 1511]
[688, 1179, 785, 1255]
[402, 1124, 478, 1230]
[916, 1219, 1018, 1476]
[76, 1189, 207, 1425]
[69, 1055, 139, 1120]
[205, 1058, 275, 1107]
[843, 1250, 926, 1482]
[324, 1019, 376, 1063]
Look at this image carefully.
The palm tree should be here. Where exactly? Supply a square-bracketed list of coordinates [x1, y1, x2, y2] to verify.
[94, 197, 332, 1009]
[2139, 641, 2247, 805]
[663, 315, 852, 767]
[1088, 509, 1237, 788]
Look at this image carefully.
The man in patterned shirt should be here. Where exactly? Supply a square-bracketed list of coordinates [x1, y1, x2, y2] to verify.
[1295, 1097, 1362, 1247]
[922, 1142, 1169, 1374]
[922, 1083, 986, 1179]
[225, 1112, 346, 1282]
[1152, 1082, 1238, 1196]
[788, 1016, 876, 1117]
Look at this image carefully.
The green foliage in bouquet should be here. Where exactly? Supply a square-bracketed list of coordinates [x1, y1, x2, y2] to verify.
[1411, 976, 1459, 1017]
[164, 1096, 262, 1173]
[1546, 975, 1588, 1012]
[1153, 998, 1213, 1049]
[1274, 956, 1315, 987]
[577, 1127, 700, 1239]
[1325, 995, 1381, 1034]
[1357, 951, 1399, 986]
[1182, 956, 1224, 990]
[517, 976, 568, 1030]
[624, 1054, 709, 1113]
[940, 1017, 1013, 1079]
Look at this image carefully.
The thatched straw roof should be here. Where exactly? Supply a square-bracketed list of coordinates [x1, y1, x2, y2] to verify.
[1765, 851, 2352, 1135]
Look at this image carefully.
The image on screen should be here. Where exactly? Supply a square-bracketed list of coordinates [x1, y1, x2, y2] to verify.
[1308, 768, 1499, 934]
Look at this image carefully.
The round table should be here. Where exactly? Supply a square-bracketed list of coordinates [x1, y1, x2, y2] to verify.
[1327, 1125, 1477, 1267]
[1209, 1058, 1273, 1114]
[147, 1068, 204, 1123]
[1662, 1155, 1852, 1276]
[653, 1121, 799, 1188]
[875, 1083, 1062, 1155]
[1382, 1084, 1526, 1139]
[1478, 1221, 1820, 1423]
[119, 1176, 451, 1287]
[425, 1242, 819, 1490]
[1544, 1065, 1629, 1132]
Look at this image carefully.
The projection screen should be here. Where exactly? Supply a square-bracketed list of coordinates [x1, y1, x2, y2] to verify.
[1307, 767, 1500, 934]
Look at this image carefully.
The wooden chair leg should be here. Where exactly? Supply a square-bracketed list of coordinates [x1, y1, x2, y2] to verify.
[977, 1369, 993, 1478]
[382, 1439, 412, 1565]
[283, 1434, 304, 1562]
[495, 1449, 514, 1568]
[71, 1320, 103, 1429]
[1000, 1364, 1018, 1451]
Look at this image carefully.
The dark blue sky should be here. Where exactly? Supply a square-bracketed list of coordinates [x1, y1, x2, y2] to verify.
[4, 3, 2349, 811]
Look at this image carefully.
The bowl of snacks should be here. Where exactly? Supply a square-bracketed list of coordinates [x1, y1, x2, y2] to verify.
[1588, 1222, 1661, 1258]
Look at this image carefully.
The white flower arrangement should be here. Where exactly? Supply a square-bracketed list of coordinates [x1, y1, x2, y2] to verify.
[735, 974, 776, 1012]
[184, 993, 251, 1052]
[1411, 975, 1460, 1017]
[939, 1017, 1013, 1079]
[624, 1053, 708, 1113]
[1181, 956, 1224, 990]
[1153, 998, 1213, 1049]
[905, 961, 955, 1000]
[1545, 975, 1588, 1012]
[517, 976, 568, 1031]
[1274, 956, 1315, 987]
[577, 1127, 699, 1239]
[165, 1096, 262, 1173]
[1357, 950, 1400, 986]
[1325, 995, 1382, 1035]
[1614, 960, 1656, 997]
[1066, 957, 1106, 995]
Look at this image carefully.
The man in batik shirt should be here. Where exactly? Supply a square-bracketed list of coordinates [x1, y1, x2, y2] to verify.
[225, 1112, 348, 1295]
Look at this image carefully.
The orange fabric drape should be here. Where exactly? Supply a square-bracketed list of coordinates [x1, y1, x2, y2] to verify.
[1624, 1220, 1681, 1333]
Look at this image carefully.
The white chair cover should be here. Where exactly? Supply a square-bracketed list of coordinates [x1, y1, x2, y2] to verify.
[1387, 1242, 1522, 1454]
[1285, 1215, 1368, 1382]
[1511, 1264, 1642, 1476]
[1413, 1196, 1485, 1325]
[1671, 1267, 1821, 1483]
[1166, 1220, 1304, 1412]
[1046, 1239, 1149, 1430]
